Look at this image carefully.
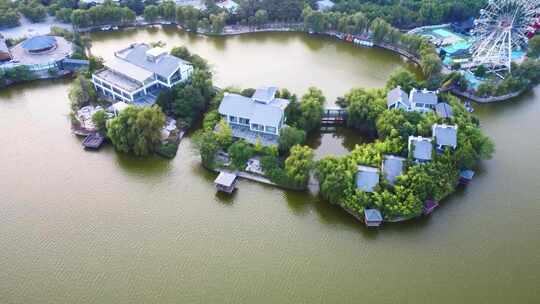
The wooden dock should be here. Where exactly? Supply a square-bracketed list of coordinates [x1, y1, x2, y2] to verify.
[82, 133, 105, 150]
[321, 108, 347, 125]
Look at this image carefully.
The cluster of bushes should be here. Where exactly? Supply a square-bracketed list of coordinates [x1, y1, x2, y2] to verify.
[331, 0, 486, 29]
[474, 59, 540, 97]
[70, 2, 136, 28]
[156, 46, 215, 128]
[0, 66, 34, 87]
[0, 0, 21, 28]
[316, 86, 494, 220]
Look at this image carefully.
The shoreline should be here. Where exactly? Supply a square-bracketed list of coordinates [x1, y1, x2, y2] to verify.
[3, 20, 527, 102]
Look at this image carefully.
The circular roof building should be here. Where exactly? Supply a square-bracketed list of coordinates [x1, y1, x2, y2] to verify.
[21, 36, 57, 53]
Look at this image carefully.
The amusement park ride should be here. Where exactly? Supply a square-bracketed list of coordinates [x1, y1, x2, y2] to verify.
[470, 0, 540, 77]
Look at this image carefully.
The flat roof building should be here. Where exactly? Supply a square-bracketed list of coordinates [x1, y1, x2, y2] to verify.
[91, 43, 193, 106]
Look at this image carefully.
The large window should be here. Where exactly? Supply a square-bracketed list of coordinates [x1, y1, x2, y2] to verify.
[239, 117, 250, 125]
[229, 116, 238, 123]
[265, 126, 277, 134]
[251, 124, 264, 132]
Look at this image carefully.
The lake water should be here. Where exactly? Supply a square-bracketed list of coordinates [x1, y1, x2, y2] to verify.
[0, 28, 538, 303]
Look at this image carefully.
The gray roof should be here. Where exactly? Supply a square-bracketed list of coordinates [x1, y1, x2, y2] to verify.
[104, 57, 153, 84]
[435, 102, 453, 118]
[410, 88, 438, 105]
[433, 124, 458, 147]
[364, 209, 383, 222]
[115, 43, 191, 79]
[356, 165, 380, 192]
[252, 86, 278, 103]
[409, 136, 433, 161]
[387, 87, 410, 108]
[218, 91, 289, 127]
[382, 155, 405, 185]
[214, 172, 237, 187]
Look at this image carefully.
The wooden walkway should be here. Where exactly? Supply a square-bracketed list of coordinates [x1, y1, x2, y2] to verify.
[321, 108, 347, 125]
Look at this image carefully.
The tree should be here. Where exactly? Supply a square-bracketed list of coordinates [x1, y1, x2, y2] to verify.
[215, 119, 233, 148]
[386, 68, 419, 93]
[192, 130, 220, 167]
[345, 88, 385, 132]
[297, 87, 325, 133]
[474, 65, 487, 78]
[18, 0, 47, 23]
[284, 145, 314, 188]
[278, 126, 306, 154]
[209, 12, 227, 33]
[144, 5, 160, 22]
[420, 53, 443, 79]
[253, 9, 268, 27]
[228, 140, 254, 169]
[528, 35, 540, 58]
[107, 105, 165, 156]
[68, 75, 96, 112]
[91, 110, 108, 135]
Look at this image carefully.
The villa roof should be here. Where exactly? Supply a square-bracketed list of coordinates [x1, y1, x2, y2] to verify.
[435, 102, 453, 118]
[382, 155, 405, 185]
[356, 165, 380, 193]
[410, 88, 438, 105]
[218, 90, 289, 127]
[105, 57, 153, 84]
[387, 86, 410, 108]
[433, 124, 458, 147]
[409, 136, 433, 161]
[214, 172, 237, 187]
[115, 43, 191, 79]
[252, 86, 278, 104]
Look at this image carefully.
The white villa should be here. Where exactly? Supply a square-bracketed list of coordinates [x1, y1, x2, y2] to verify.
[432, 124, 458, 151]
[91, 43, 193, 106]
[387, 87, 439, 113]
[218, 86, 290, 146]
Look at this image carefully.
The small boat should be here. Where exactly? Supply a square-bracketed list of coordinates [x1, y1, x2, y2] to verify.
[112, 26, 119, 30]
[101, 25, 112, 31]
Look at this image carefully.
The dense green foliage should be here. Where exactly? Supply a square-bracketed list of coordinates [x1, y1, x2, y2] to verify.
[278, 126, 306, 154]
[107, 105, 166, 156]
[316, 89, 494, 220]
[0, 0, 20, 28]
[284, 145, 315, 188]
[285, 87, 325, 134]
[18, 0, 47, 23]
[68, 75, 96, 112]
[0, 66, 34, 87]
[71, 2, 136, 27]
[528, 35, 540, 58]
[91, 109, 108, 135]
[475, 59, 540, 97]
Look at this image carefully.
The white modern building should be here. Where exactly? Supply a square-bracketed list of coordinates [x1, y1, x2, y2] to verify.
[218, 86, 290, 146]
[91, 43, 193, 106]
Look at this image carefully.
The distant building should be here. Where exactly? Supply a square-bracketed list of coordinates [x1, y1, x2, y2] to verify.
[387, 86, 411, 110]
[218, 86, 290, 146]
[451, 18, 475, 35]
[410, 88, 439, 112]
[381, 155, 405, 185]
[1, 36, 74, 72]
[408, 136, 433, 163]
[432, 124, 458, 151]
[91, 43, 193, 105]
[216, 0, 239, 12]
[174, 0, 206, 10]
[317, 0, 335, 12]
[356, 165, 380, 193]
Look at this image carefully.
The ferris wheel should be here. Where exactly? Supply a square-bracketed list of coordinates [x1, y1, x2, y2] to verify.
[471, 0, 540, 76]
